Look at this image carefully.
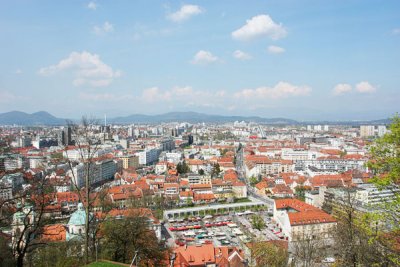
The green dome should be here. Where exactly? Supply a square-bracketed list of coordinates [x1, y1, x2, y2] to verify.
[68, 203, 93, 226]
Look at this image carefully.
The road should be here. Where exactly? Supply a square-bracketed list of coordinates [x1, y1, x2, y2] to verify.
[236, 144, 275, 207]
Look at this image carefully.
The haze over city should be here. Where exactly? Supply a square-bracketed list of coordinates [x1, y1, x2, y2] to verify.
[1, 2, 400, 267]
[0, 1, 399, 120]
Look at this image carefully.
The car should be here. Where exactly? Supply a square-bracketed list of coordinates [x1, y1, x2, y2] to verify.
[322, 257, 335, 263]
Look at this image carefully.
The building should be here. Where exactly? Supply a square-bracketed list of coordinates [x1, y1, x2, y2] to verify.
[66, 203, 92, 241]
[354, 184, 399, 205]
[71, 159, 119, 188]
[0, 182, 13, 200]
[3, 154, 26, 171]
[12, 203, 35, 249]
[273, 199, 337, 242]
[63, 147, 113, 161]
[137, 148, 161, 165]
[119, 155, 139, 169]
[294, 158, 366, 174]
[377, 125, 387, 137]
[1, 173, 24, 191]
[171, 243, 246, 267]
[360, 125, 375, 138]
[187, 174, 211, 185]
[244, 156, 293, 178]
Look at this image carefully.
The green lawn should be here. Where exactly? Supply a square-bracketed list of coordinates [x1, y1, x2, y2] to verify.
[234, 197, 251, 203]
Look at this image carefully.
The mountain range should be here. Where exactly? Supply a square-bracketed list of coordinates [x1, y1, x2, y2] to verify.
[0, 111, 66, 126]
[0, 110, 391, 126]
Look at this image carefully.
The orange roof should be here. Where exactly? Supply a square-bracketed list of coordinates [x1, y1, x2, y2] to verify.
[56, 192, 79, 203]
[164, 183, 179, 189]
[193, 193, 215, 201]
[255, 181, 269, 190]
[190, 183, 212, 189]
[174, 244, 215, 266]
[187, 159, 205, 165]
[320, 149, 341, 155]
[41, 224, 66, 242]
[180, 191, 194, 197]
[275, 199, 336, 226]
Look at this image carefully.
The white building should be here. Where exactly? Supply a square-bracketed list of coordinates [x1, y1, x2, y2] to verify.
[360, 125, 375, 137]
[165, 152, 182, 164]
[137, 148, 161, 165]
[71, 159, 119, 188]
[63, 147, 113, 161]
[355, 184, 399, 205]
[377, 125, 387, 137]
[273, 199, 336, 243]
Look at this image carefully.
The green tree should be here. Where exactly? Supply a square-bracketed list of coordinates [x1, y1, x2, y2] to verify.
[366, 115, 400, 265]
[198, 169, 205, 175]
[249, 176, 259, 186]
[211, 163, 221, 178]
[0, 235, 15, 267]
[251, 214, 265, 231]
[177, 161, 190, 174]
[101, 213, 168, 266]
[250, 241, 288, 267]
[30, 241, 84, 267]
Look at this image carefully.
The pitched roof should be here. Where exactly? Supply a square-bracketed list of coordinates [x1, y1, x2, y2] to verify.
[275, 199, 336, 226]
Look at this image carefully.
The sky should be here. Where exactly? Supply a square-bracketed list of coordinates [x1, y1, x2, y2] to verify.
[0, 0, 399, 121]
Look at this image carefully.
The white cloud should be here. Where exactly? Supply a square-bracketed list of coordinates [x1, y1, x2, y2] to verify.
[333, 83, 352, 95]
[94, 21, 114, 35]
[0, 91, 16, 103]
[79, 92, 134, 101]
[15, 69, 22, 74]
[356, 81, 376, 93]
[38, 51, 121, 87]
[141, 87, 168, 102]
[392, 28, 400, 35]
[267, 45, 285, 54]
[140, 86, 226, 108]
[232, 14, 287, 41]
[233, 50, 252, 60]
[167, 4, 203, 22]
[87, 1, 97, 10]
[191, 50, 219, 65]
[234, 82, 311, 99]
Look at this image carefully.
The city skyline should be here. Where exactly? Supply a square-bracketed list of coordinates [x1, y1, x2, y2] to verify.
[1, 1, 399, 120]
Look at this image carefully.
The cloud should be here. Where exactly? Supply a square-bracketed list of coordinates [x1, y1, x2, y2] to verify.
[79, 92, 134, 101]
[233, 50, 252, 60]
[0, 91, 16, 103]
[87, 1, 97, 10]
[267, 45, 285, 54]
[333, 83, 352, 95]
[15, 69, 22, 74]
[232, 14, 287, 41]
[191, 50, 219, 65]
[234, 82, 311, 100]
[38, 51, 121, 87]
[356, 81, 376, 93]
[132, 24, 176, 42]
[94, 21, 114, 35]
[392, 28, 400, 35]
[140, 86, 226, 109]
[167, 4, 203, 22]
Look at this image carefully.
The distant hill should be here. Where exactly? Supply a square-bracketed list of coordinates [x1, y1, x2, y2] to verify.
[110, 111, 298, 124]
[0, 111, 66, 125]
[0, 110, 392, 126]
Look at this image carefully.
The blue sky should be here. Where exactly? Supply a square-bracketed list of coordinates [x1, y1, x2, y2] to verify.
[0, 0, 399, 121]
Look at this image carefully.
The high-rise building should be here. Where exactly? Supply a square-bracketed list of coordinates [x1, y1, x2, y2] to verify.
[360, 125, 375, 137]
[59, 127, 73, 146]
[377, 125, 387, 137]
